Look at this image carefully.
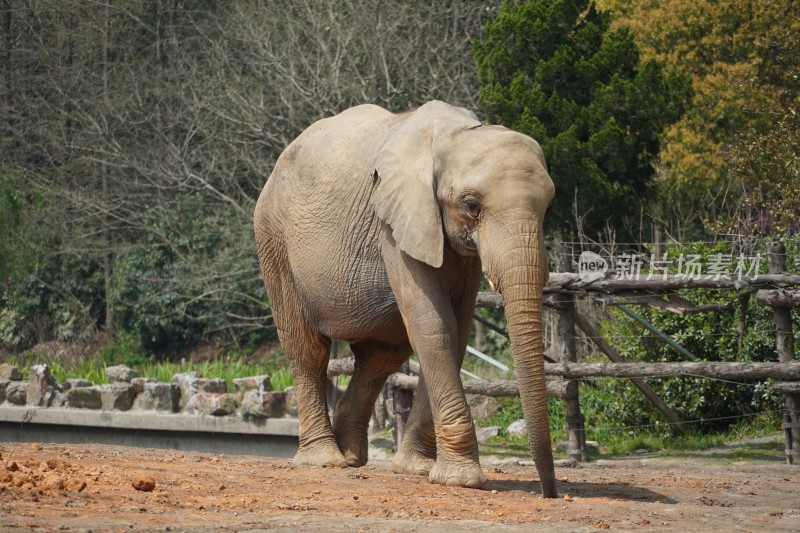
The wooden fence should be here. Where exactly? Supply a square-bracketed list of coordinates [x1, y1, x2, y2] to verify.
[327, 241, 800, 465]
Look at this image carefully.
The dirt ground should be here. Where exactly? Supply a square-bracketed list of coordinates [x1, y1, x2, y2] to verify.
[1, 439, 798, 533]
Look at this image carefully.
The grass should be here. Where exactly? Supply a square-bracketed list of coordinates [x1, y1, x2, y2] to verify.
[4, 352, 295, 392]
[477, 396, 783, 460]
[590, 410, 782, 456]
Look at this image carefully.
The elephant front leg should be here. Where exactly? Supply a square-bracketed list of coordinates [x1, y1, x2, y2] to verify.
[401, 312, 485, 488]
[395, 285, 480, 482]
[426, 392, 485, 488]
[393, 354, 484, 488]
[383, 240, 485, 488]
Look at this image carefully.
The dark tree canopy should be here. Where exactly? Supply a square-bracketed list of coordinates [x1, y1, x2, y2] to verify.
[473, 0, 692, 237]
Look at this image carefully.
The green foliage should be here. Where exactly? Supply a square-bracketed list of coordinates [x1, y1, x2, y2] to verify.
[473, 0, 692, 236]
[0, 167, 43, 341]
[3, 253, 105, 348]
[269, 366, 295, 392]
[477, 396, 522, 431]
[477, 395, 567, 440]
[479, 385, 781, 456]
[588, 242, 789, 436]
[719, 113, 800, 237]
[0, 167, 26, 282]
[111, 195, 271, 355]
[53, 358, 109, 386]
[98, 332, 149, 368]
[4, 354, 110, 386]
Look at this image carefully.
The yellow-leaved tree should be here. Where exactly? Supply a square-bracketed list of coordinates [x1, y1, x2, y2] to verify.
[599, 0, 799, 238]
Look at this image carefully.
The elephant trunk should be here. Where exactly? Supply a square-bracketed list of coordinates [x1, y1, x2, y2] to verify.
[483, 222, 557, 498]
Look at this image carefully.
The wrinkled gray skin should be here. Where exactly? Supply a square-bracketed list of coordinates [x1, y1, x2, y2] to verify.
[254, 101, 557, 497]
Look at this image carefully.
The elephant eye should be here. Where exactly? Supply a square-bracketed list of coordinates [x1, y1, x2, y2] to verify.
[464, 198, 481, 217]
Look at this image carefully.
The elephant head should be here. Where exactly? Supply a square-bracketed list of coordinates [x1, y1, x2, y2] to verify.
[372, 101, 557, 497]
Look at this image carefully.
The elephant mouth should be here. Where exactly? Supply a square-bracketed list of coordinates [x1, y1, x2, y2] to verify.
[452, 227, 479, 257]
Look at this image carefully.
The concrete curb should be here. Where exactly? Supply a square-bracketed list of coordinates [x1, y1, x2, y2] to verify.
[0, 405, 299, 436]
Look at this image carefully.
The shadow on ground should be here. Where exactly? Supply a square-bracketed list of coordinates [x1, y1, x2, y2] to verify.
[484, 478, 676, 503]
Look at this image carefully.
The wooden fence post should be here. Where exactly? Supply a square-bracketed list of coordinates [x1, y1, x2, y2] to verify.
[768, 241, 800, 465]
[548, 242, 587, 462]
[327, 340, 341, 415]
[392, 361, 414, 452]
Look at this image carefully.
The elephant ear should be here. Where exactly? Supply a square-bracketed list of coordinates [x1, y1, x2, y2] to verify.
[372, 100, 481, 268]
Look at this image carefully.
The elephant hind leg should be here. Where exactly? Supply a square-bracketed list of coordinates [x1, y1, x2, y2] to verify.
[257, 235, 345, 469]
[278, 320, 345, 468]
[333, 339, 411, 467]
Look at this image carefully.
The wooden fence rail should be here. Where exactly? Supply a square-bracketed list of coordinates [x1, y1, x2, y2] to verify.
[476, 273, 800, 309]
[327, 356, 576, 400]
[542, 361, 800, 380]
[544, 272, 800, 293]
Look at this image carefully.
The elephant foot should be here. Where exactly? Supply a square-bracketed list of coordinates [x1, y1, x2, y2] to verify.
[428, 460, 486, 489]
[392, 448, 436, 476]
[293, 440, 347, 469]
[333, 427, 368, 467]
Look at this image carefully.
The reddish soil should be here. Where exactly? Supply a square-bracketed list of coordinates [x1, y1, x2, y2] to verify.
[1, 442, 798, 532]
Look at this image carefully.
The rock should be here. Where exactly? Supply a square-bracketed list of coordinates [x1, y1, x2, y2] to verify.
[0, 379, 9, 403]
[105, 365, 139, 383]
[554, 458, 578, 468]
[65, 479, 87, 493]
[27, 364, 61, 407]
[507, 419, 527, 437]
[557, 440, 599, 452]
[63, 378, 93, 391]
[197, 378, 227, 394]
[239, 390, 286, 419]
[284, 386, 299, 417]
[467, 394, 501, 421]
[496, 457, 522, 467]
[169, 383, 181, 411]
[172, 372, 201, 410]
[130, 377, 157, 396]
[184, 392, 238, 416]
[66, 386, 103, 409]
[5, 382, 27, 405]
[0, 363, 22, 381]
[232, 375, 271, 395]
[131, 476, 156, 492]
[476, 425, 500, 442]
[135, 382, 180, 412]
[52, 391, 69, 407]
[99, 382, 135, 411]
[171, 373, 226, 406]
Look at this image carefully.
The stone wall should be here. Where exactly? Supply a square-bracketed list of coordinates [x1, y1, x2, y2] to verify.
[0, 363, 297, 420]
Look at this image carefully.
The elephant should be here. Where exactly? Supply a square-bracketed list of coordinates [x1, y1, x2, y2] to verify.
[253, 100, 557, 498]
